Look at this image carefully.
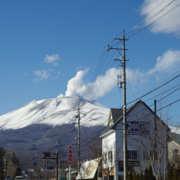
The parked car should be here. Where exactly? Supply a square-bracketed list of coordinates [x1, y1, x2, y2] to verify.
[15, 176, 25, 180]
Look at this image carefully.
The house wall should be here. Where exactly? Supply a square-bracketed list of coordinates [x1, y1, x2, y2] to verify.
[102, 130, 116, 180]
[102, 130, 116, 168]
[168, 140, 180, 168]
[115, 102, 156, 176]
[102, 102, 168, 179]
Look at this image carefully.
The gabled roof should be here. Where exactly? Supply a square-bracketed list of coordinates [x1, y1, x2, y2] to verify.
[111, 108, 123, 124]
[100, 100, 170, 137]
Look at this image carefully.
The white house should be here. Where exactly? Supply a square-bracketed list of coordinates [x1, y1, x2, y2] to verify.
[100, 100, 169, 180]
[168, 133, 180, 169]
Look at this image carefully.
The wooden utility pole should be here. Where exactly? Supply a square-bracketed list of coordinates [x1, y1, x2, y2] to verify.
[107, 30, 128, 180]
[77, 107, 81, 172]
[122, 30, 128, 180]
[57, 139, 62, 180]
[75, 107, 81, 172]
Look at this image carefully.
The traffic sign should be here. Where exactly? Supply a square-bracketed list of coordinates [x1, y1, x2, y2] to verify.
[68, 145, 72, 165]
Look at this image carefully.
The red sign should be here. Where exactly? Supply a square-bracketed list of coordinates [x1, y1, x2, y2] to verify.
[68, 145, 72, 165]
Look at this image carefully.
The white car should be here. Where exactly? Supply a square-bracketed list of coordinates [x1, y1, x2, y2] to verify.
[15, 176, 25, 180]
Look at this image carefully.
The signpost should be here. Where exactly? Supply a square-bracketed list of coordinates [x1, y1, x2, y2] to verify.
[42, 152, 58, 180]
[68, 146, 72, 180]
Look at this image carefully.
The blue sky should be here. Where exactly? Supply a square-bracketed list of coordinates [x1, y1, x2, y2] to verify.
[0, 0, 179, 125]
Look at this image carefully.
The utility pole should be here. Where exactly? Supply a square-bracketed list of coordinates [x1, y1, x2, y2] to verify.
[77, 107, 81, 172]
[56, 152, 59, 180]
[97, 150, 100, 180]
[107, 30, 128, 180]
[57, 139, 62, 180]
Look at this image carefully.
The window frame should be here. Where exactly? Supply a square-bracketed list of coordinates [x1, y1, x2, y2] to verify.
[108, 151, 113, 162]
[127, 150, 138, 160]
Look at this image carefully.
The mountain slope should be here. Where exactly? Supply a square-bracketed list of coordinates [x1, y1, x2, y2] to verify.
[0, 96, 110, 130]
[169, 126, 180, 135]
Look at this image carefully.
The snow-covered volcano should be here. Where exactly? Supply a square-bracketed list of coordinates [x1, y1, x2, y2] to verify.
[0, 96, 110, 130]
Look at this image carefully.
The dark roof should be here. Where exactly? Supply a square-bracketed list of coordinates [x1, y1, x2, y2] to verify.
[100, 100, 170, 136]
[111, 108, 123, 124]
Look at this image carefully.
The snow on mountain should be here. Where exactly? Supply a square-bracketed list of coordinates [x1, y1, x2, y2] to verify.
[169, 126, 180, 135]
[0, 96, 110, 130]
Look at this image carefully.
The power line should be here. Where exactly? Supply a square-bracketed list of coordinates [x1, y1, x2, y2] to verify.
[126, 85, 179, 119]
[144, 84, 180, 102]
[125, 0, 170, 32]
[127, 73, 180, 105]
[128, 2, 180, 37]
[127, 0, 175, 36]
[158, 98, 180, 111]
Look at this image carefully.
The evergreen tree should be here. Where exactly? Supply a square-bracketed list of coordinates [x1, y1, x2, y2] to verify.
[167, 165, 173, 180]
[11, 152, 19, 165]
[127, 171, 133, 180]
[173, 169, 177, 180]
[148, 165, 155, 180]
[140, 170, 143, 180]
[136, 174, 140, 180]
[144, 168, 149, 180]
[0, 147, 6, 180]
[15, 167, 22, 177]
[132, 171, 137, 180]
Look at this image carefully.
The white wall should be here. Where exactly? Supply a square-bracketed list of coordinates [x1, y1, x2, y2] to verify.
[168, 140, 180, 168]
[102, 130, 116, 169]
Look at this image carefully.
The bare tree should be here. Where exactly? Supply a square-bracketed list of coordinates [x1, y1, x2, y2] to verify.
[128, 106, 170, 180]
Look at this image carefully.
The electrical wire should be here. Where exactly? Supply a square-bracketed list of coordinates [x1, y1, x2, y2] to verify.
[128, 2, 180, 37]
[127, 73, 180, 105]
[125, 0, 170, 32]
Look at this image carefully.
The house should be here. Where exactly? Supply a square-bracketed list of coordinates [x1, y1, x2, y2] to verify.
[100, 100, 169, 180]
[168, 133, 180, 169]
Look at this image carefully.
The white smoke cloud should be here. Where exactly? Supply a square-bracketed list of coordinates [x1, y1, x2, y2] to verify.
[65, 69, 89, 97]
[141, 0, 180, 36]
[86, 68, 119, 99]
[65, 68, 118, 100]
[64, 49, 180, 100]
[64, 67, 147, 100]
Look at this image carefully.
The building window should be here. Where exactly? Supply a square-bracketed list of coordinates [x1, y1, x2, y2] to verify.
[103, 152, 107, 162]
[173, 149, 178, 161]
[127, 150, 138, 160]
[108, 151, 113, 162]
[118, 161, 123, 172]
